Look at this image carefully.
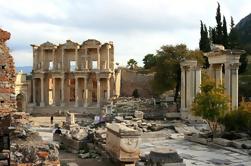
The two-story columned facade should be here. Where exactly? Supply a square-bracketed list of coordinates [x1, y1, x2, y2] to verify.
[31, 39, 116, 108]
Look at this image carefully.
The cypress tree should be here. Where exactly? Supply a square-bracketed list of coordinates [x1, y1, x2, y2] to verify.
[222, 16, 228, 48]
[229, 16, 239, 49]
[199, 21, 211, 52]
[204, 25, 211, 52]
[199, 20, 205, 51]
[215, 2, 223, 44]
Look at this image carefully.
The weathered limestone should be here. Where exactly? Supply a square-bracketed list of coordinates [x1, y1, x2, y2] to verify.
[15, 72, 30, 112]
[206, 45, 245, 110]
[180, 60, 201, 118]
[31, 39, 120, 110]
[106, 123, 141, 165]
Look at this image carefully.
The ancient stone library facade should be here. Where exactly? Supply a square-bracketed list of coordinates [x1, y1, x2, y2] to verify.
[22, 39, 121, 112]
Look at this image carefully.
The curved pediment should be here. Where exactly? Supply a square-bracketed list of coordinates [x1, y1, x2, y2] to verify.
[40, 41, 55, 47]
[81, 39, 101, 47]
[62, 40, 79, 49]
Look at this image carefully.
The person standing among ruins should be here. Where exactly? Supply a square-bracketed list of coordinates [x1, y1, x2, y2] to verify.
[50, 116, 54, 125]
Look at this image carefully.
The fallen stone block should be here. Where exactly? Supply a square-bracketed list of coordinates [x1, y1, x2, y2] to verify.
[148, 147, 185, 166]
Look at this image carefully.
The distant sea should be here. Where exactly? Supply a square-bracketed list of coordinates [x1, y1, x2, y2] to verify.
[16, 66, 32, 74]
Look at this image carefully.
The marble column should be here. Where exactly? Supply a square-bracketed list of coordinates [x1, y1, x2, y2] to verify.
[97, 78, 101, 107]
[75, 48, 78, 70]
[61, 47, 64, 70]
[52, 78, 56, 106]
[231, 63, 239, 110]
[195, 67, 201, 94]
[75, 77, 79, 107]
[97, 48, 100, 69]
[180, 67, 186, 111]
[186, 68, 192, 109]
[40, 77, 45, 106]
[107, 45, 110, 69]
[61, 77, 65, 106]
[84, 77, 88, 107]
[215, 64, 223, 86]
[224, 63, 231, 98]
[107, 77, 110, 100]
[41, 48, 44, 70]
[52, 49, 56, 70]
[33, 79, 36, 106]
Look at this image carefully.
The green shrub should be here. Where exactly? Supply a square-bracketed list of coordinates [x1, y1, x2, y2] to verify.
[220, 107, 251, 132]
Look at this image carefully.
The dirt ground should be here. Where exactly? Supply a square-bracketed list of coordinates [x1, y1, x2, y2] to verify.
[30, 116, 66, 127]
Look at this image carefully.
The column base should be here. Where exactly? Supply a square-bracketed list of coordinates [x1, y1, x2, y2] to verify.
[96, 103, 100, 107]
[75, 103, 79, 107]
[84, 103, 88, 108]
[61, 103, 65, 107]
[40, 102, 45, 107]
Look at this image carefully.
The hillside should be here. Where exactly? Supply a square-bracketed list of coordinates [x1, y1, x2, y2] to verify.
[236, 13, 251, 53]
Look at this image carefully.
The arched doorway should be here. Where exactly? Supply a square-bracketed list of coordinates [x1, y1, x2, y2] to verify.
[16, 93, 25, 112]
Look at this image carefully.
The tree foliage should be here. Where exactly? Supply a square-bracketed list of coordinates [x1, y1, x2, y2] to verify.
[127, 59, 138, 69]
[200, 3, 248, 73]
[220, 105, 251, 132]
[143, 54, 157, 69]
[199, 21, 211, 52]
[192, 76, 229, 138]
[152, 44, 204, 100]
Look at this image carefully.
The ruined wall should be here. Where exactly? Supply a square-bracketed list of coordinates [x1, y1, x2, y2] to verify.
[120, 68, 154, 98]
[0, 28, 16, 114]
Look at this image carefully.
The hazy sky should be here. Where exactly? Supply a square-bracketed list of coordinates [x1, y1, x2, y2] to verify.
[0, 0, 250, 67]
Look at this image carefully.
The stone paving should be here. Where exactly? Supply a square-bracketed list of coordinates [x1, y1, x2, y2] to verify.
[140, 139, 251, 166]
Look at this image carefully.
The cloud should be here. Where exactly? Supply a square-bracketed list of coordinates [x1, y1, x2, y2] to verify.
[0, 0, 250, 66]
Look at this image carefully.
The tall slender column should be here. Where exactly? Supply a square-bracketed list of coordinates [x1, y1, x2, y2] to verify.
[107, 77, 110, 100]
[180, 67, 186, 111]
[186, 68, 192, 109]
[61, 47, 64, 70]
[75, 77, 79, 107]
[97, 78, 101, 107]
[33, 79, 36, 106]
[61, 77, 65, 106]
[41, 48, 44, 70]
[215, 64, 223, 86]
[231, 64, 239, 110]
[97, 48, 100, 69]
[107, 45, 110, 69]
[84, 77, 88, 107]
[224, 63, 231, 97]
[40, 76, 45, 106]
[52, 78, 56, 106]
[85, 49, 88, 69]
[52, 49, 55, 70]
[195, 67, 201, 94]
[75, 48, 78, 70]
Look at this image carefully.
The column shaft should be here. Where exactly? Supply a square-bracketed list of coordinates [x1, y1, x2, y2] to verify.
[107, 78, 110, 100]
[40, 77, 45, 106]
[97, 78, 101, 106]
[180, 68, 186, 111]
[97, 48, 100, 69]
[61, 77, 65, 106]
[75, 48, 78, 70]
[84, 77, 88, 107]
[52, 78, 56, 106]
[231, 66, 239, 110]
[33, 79, 36, 106]
[75, 78, 79, 107]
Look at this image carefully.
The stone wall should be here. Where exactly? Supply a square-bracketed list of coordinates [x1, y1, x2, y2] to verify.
[0, 28, 16, 114]
[120, 68, 154, 98]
